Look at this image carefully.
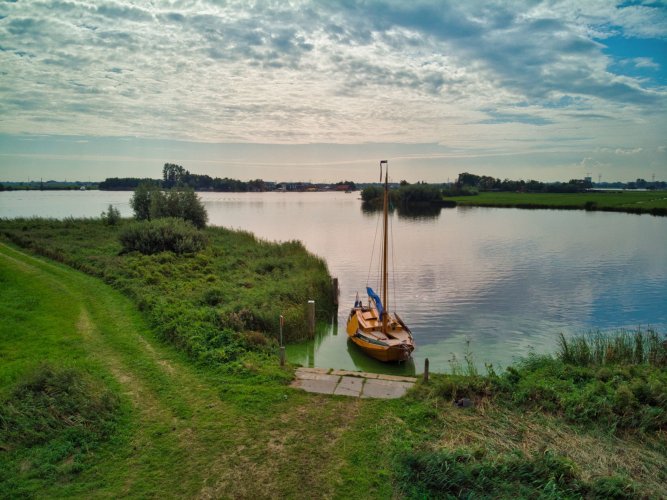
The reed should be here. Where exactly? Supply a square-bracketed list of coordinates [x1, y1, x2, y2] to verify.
[557, 328, 667, 367]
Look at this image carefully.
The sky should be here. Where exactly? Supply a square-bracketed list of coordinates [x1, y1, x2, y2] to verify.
[0, 0, 666, 183]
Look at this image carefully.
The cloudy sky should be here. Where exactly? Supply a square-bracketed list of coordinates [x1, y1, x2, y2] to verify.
[1, 0, 666, 182]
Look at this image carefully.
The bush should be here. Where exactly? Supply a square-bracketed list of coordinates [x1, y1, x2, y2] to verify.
[100, 204, 121, 225]
[150, 188, 208, 229]
[119, 218, 207, 255]
[0, 364, 120, 448]
[398, 449, 591, 498]
[130, 183, 208, 228]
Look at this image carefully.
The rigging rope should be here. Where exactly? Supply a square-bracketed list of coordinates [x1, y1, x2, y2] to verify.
[366, 205, 383, 292]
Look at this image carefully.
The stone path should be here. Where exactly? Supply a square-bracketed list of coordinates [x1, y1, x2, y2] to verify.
[291, 367, 417, 399]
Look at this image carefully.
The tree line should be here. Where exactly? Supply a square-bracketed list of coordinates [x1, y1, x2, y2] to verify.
[98, 163, 268, 192]
[453, 172, 593, 194]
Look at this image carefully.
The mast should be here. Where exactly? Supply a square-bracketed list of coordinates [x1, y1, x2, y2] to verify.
[381, 160, 389, 334]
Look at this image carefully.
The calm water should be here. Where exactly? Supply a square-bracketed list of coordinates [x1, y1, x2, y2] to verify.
[2, 190, 666, 374]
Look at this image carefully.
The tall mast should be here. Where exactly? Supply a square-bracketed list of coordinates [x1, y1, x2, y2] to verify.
[381, 160, 389, 334]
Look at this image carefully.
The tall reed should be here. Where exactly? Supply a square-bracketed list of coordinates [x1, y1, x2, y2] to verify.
[557, 328, 666, 367]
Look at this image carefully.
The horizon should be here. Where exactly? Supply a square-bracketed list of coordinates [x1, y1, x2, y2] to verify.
[1, 1, 666, 183]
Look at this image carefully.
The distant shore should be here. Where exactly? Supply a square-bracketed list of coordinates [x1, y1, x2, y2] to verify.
[444, 191, 667, 216]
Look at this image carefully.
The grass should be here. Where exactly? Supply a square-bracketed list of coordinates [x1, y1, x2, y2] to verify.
[0, 217, 334, 365]
[0, 242, 372, 498]
[1, 223, 666, 498]
[447, 190, 667, 215]
[558, 328, 667, 367]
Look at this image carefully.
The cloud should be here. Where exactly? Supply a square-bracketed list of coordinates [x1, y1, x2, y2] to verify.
[614, 147, 643, 155]
[0, 0, 665, 156]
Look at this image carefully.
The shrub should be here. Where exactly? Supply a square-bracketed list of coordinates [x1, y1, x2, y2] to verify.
[0, 364, 120, 448]
[100, 204, 121, 225]
[130, 183, 208, 228]
[130, 181, 158, 220]
[398, 449, 587, 498]
[119, 218, 207, 255]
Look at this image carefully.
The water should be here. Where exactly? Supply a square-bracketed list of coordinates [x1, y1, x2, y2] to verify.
[2, 190, 666, 374]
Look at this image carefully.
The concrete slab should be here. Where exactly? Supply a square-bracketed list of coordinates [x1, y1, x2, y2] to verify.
[331, 369, 364, 378]
[376, 374, 418, 383]
[296, 371, 340, 382]
[296, 367, 330, 375]
[292, 368, 416, 399]
[361, 379, 414, 399]
[334, 376, 364, 397]
[294, 376, 340, 395]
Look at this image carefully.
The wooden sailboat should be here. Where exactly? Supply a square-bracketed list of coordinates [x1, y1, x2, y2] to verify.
[346, 160, 415, 362]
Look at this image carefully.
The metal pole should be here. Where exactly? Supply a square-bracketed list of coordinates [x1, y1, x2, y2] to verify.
[307, 300, 315, 336]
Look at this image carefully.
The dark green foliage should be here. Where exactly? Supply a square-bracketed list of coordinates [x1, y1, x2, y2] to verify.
[361, 183, 442, 207]
[415, 331, 667, 434]
[130, 181, 158, 220]
[119, 218, 207, 255]
[150, 188, 208, 229]
[130, 183, 208, 228]
[0, 364, 120, 448]
[100, 204, 121, 225]
[558, 329, 667, 367]
[0, 364, 121, 492]
[98, 177, 157, 190]
[398, 448, 636, 499]
[0, 218, 334, 367]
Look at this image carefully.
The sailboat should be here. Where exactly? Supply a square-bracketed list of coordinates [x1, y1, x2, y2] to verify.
[346, 160, 415, 362]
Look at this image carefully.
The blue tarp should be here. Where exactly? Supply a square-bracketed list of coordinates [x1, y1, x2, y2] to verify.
[366, 287, 384, 318]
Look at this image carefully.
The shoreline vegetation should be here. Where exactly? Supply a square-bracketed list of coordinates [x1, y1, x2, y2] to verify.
[362, 184, 667, 217]
[2, 163, 666, 216]
[1, 187, 666, 497]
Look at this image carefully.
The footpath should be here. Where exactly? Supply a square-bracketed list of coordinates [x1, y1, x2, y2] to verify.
[291, 367, 417, 399]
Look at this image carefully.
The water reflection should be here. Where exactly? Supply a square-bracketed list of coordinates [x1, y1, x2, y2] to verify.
[360, 200, 443, 220]
[287, 315, 417, 376]
[3, 190, 666, 374]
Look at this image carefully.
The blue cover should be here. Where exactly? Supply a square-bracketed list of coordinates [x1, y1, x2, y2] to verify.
[366, 287, 384, 318]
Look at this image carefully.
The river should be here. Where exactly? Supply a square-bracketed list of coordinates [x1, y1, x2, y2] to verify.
[1, 189, 666, 374]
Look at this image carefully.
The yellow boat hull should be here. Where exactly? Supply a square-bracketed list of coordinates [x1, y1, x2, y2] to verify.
[346, 307, 414, 362]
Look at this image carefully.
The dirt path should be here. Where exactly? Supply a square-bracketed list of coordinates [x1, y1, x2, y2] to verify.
[0, 243, 367, 498]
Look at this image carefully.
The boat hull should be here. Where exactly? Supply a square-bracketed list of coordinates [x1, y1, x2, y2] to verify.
[346, 307, 415, 362]
[348, 333, 413, 362]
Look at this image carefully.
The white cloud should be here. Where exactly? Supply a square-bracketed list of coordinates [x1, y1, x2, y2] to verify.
[0, 0, 665, 181]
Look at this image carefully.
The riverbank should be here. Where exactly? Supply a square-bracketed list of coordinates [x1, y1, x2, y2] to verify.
[446, 191, 667, 216]
[1, 226, 666, 497]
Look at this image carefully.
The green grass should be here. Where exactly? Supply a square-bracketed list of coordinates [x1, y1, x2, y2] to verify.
[0, 218, 334, 365]
[1, 228, 666, 498]
[0, 242, 376, 497]
[447, 190, 667, 215]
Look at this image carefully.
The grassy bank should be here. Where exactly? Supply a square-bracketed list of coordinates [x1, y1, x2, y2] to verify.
[0, 218, 334, 366]
[447, 191, 667, 215]
[2, 223, 666, 498]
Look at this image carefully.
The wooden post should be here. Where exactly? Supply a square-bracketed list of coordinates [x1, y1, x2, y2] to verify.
[332, 278, 339, 306]
[307, 300, 315, 337]
[279, 346, 286, 367]
[423, 358, 429, 383]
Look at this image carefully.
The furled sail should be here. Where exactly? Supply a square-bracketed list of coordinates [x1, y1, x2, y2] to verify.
[366, 286, 384, 319]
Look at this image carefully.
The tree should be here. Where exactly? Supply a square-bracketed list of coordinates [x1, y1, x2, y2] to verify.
[101, 204, 121, 225]
[130, 182, 159, 220]
[133, 185, 208, 228]
[162, 163, 188, 189]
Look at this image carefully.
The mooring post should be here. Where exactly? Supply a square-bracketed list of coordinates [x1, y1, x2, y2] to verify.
[279, 314, 285, 366]
[307, 300, 315, 337]
[424, 358, 429, 383]
[332, 277, 339, 306]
